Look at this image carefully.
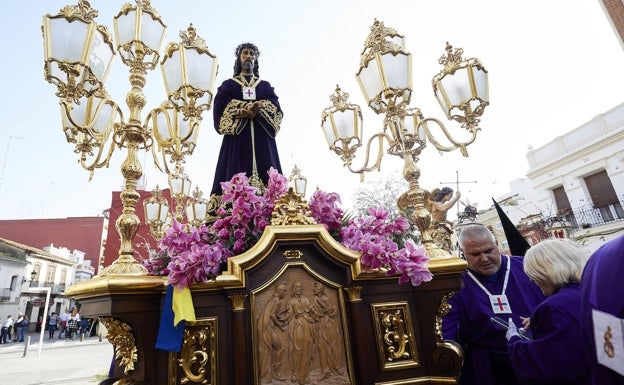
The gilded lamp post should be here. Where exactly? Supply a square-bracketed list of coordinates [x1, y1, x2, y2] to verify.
[321, 20, 489, 258]
[42, 0, 218, 274]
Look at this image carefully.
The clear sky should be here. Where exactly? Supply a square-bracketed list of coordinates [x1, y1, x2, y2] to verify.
[1, 0, 623, 220]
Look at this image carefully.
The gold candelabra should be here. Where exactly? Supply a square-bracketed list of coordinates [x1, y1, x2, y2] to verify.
[321, 20, 489, 258]
[42, 0, 218, 274]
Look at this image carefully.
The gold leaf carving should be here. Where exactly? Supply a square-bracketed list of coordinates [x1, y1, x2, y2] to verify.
[283, 250, 303, 259]
[371, 302, 419, 370]
[229, 294, 247, 312]
[344, 286, 362, 302]
[270, 188, 316, 226]
[99, 317, 139, 375]
[179, 329, 209, 384]
[381, 310, 410, 361]
[435, 291, 456, 341]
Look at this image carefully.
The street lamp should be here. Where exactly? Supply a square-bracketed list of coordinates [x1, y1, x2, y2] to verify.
[321, 20, 489, 258]
[22, 270, 37, 286]
[42, 1, 218, 274]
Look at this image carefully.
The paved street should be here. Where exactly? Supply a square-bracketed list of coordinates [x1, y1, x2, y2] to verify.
[0, 332, 113, 385]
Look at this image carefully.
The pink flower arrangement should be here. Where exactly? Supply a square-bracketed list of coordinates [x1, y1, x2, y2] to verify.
[145, 168, 432, 289]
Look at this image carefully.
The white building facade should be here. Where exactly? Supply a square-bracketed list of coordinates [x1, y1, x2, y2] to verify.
[0, 238, 93, 331]
[479, 102, 624, 252]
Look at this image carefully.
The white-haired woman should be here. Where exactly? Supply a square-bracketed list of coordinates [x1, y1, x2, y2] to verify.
[506, 239, 591, 385]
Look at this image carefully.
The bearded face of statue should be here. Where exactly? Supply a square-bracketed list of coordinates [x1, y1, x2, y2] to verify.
[233, 43, 260, 76]
[239, 47, 256, 73]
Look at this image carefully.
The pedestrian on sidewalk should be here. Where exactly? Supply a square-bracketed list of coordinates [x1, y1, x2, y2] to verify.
[18, 315, 29, 342]
[47, 312, 59, 339]
[1, 315, 13, 343]
[13, 313, 24, 342]
[58, 308, 69, 338]
[79, 317, 90, 341]
[67, 307, 80, 340]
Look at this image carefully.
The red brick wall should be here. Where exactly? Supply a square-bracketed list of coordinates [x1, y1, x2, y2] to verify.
[0, 217, 106, 272]
[600, 0, 624, 48]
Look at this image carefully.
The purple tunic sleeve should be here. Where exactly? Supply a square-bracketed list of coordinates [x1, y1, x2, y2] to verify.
[580, 235, 624, 385]
[508, 284, 591, 385]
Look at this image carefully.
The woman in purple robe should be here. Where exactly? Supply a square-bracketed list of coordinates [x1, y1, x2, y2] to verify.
[507, 239, 591, 385]
[210, 42, 283, 196]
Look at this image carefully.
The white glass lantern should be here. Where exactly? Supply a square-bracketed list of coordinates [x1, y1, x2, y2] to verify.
[113, 1, 166, 69]
[288, 165, 308, 197]
[186, 186, 208, 227]
[433, 43, 489, 123]
[144, 185, 170, 239]
[321, 86, 363, 153]
[149, 101, 200, 171]
[356, 20, 412, 114]
[168, 172, 192, 200]
[61, 94, 118, 143]
[42, 4, 115, 99]
[356, 51, 412, 114]
[161, 24, 219, 119]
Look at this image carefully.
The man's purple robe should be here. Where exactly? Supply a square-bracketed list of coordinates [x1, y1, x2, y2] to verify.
[508, 283, 590, 385]
[580, 235, 624, 385]
[210, 77, 283, 196]
[442, 255, 545, 385]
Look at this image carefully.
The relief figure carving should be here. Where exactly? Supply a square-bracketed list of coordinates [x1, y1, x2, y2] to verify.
[255, 273, 350, 385]
[258, 282, 290, 383]
[285, 281, 316, 384]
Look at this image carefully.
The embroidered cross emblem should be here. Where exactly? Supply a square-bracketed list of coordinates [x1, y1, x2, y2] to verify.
[493, 297, 508, 311]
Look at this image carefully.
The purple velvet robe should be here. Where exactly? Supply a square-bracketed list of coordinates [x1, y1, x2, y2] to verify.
[580, 235, 624, 385]
[508, 283, 590, 385]
[210, 77, 283, 196]
[442, 255, 546, 385]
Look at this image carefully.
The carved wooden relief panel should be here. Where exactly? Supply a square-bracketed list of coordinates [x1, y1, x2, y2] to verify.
[251, 264, 353, 385]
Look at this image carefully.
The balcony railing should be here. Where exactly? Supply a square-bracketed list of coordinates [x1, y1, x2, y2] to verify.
[565, 197, 624, 229]
[28, 282, 67, 294]
[0, 288, 9, 302]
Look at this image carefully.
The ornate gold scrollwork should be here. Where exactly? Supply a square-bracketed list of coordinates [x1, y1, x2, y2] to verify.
[381, 310, 410, 361]
[371, 302, 419, 370]
[435, 291, 456, 341]
[283, 249, 303, 259]
[270, 188, 316, 226]
[179, 329, 209, 384]
[99, 317, 139, 375]
[169, 318, 218, 385]
[175, 318, 217, 385]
